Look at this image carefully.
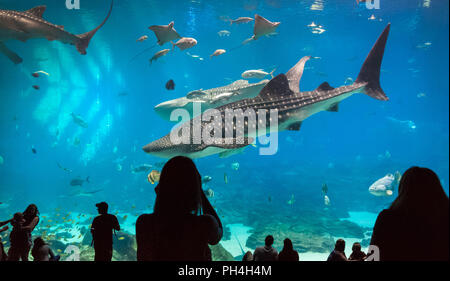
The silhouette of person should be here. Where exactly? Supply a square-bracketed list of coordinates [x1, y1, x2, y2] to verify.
[253, 235, 278, 261]
[90, 202, 120, 261]
[0, 220, 10, 261]
[327, 239, 347, 261]
[349, 242, 366, 261]
[370, 167, 449, 261]
[136, 156, 223, 261]
[31, 237, 60, 261]
[278, 238, 299, 261]
[7, 204, 39, 261]
[242, 251, 254, 261]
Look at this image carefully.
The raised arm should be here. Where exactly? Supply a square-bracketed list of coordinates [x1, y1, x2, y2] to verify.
[200, 189, 223, 244]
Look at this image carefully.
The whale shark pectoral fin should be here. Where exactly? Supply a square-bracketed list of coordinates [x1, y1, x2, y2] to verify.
[258, 74, 293, 98]
[26, 6, 46, 18]
[0, 42, 23, 64]
[286, 56, 311, 92]
[287, 122, 302, 131]
[327, 103, 339, 112]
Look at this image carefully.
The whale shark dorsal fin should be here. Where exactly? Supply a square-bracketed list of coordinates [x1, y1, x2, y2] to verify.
[26, 6, 46, 18]
[316, 82, 334, 91]
[286, 56, 311, 92]
[258, 74, 293, 98]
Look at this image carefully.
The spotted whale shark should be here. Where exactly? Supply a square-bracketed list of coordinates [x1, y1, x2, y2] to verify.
[143, 24, 391, 159]
[0, 1, 113, 64]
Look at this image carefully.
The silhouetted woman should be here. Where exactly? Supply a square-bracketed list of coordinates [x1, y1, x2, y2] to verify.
[278, 238, 299, 261]
[136, 156, 223, 261]
[8, 204, 40, 261]
[370, 167, 449, 261]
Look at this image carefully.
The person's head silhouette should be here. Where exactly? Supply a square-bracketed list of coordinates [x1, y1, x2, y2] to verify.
[23, 204, 38, 221]
[390, 167, 448, 219]
[283, 238, 294, 251]
[154, 156, 203, 217]
[265, 235, 274, 247]
[96, 202, 108, 215]
[335, 239, 345, 252]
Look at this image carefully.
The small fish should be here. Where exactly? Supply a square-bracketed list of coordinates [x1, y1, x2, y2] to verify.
[31, 146, 37, 154]
[229, 17, 254, 25]
[70, 177, 90, 187]
[118, 237, 125, 240]
[171, 37, 197, 51]
[202, 176, 212, 184]
[217, 30, 231, 37]
[322, 183, 328, 195]
[137, 35, 148, 42]
[268, 196, 272, 202]
[165, 79, 175, 90]
[32, 85, 40, 90]
[224, 173, 228, 184]
[368, 14, 376, 20]
[123, 215, 128, 220]
[31, 70, 50, 77]
[324, 195, 331, 206]
[287, 194, 295, 205]
[241, 69, 275, 79]
[231, 162, 240, 171]
[71, 113, 88, 128]
[210, 49, 226, 58]
[147, 170, 161, 184]
[150, 49, 170, 64]
[204, 188, 215, 198]
[131, 164, 153, 174]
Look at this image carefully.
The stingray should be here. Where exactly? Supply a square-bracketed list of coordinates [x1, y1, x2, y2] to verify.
[242, 14, 280, 44]
[148, 21, 182, 46]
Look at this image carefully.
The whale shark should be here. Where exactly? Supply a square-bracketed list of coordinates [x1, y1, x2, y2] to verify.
[143, 24, 391, 159]
[154, 79, 269, 122]
[0, 1, 113, 64]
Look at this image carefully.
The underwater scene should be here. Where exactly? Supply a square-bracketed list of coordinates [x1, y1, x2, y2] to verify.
[0, 0, 448, 261]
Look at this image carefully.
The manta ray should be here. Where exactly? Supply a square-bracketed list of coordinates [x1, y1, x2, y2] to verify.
[0, 1, 113, 64]
[143, 24, 391, 159]
[148, 21, 181, 46]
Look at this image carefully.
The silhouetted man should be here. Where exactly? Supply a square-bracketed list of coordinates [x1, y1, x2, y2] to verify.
[90, 202, 120, 261]
[253, 235, 278, 261]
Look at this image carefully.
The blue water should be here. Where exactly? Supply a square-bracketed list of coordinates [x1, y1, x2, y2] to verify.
[0, 0, 448, 259]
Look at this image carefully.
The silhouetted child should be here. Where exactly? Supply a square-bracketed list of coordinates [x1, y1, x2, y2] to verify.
[136, 156, 223, 261]
[327, 239, 347, 261]
[90, 202, 120, 261]
[349, 242, 366, 261]
[253, 235, 278, 261]
[31, 237, 60, 261]
[371, 167, 449, 261]
[278, 238, 299, 261]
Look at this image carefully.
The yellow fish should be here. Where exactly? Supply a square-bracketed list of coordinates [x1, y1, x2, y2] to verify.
[118, 237, 125, 240]
[147, 170, 161, 184]
[123, 215, 128, 220]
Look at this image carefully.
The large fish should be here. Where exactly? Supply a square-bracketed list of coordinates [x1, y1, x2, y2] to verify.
[154, 79, 269, 122]
[143, 24, 391, 159]
[0, 1, 113, 64]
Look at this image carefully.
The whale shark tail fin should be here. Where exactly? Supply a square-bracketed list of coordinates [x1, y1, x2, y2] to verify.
[355, 23, 390, 101]
[75, 1, 113, 55]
